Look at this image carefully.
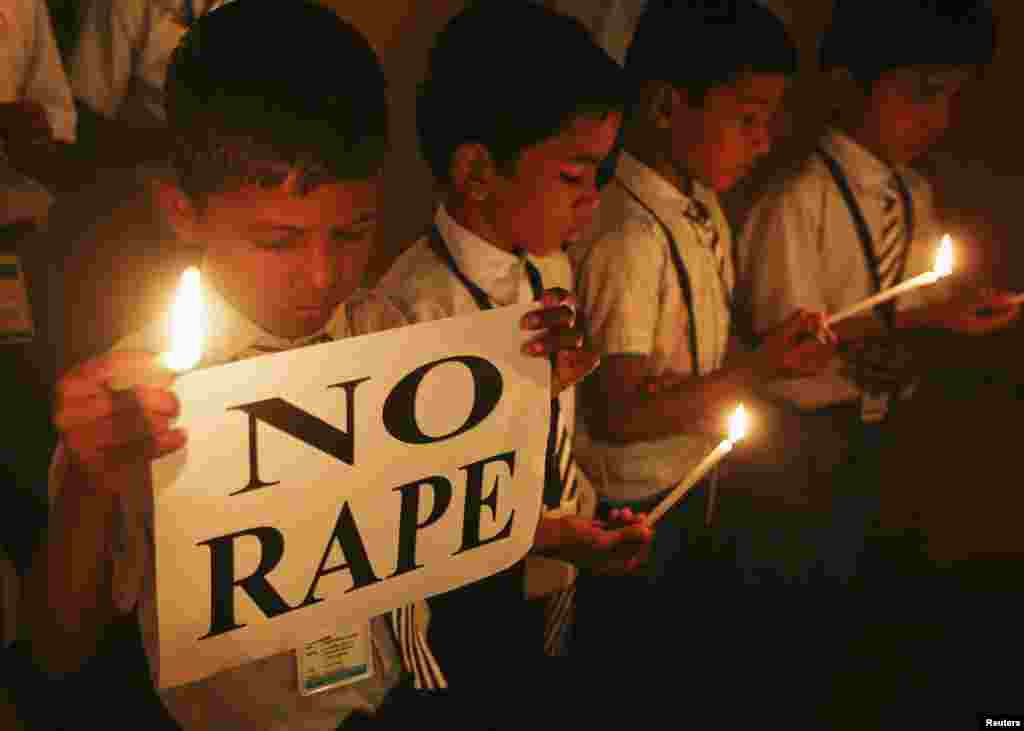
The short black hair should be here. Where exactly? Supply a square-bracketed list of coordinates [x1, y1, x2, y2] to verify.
[625, 0, 798, 106]
[417, 1, 627, 185]
[165, 0, 388, 201]
[821, 0, 997, 86]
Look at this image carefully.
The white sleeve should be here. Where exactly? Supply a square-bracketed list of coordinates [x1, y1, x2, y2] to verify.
[22, 0, 76, 142]
[48, 441, 151, 616]
[347, 289, 411, 335]
[71, 0, 146, 120]
[737, 182, 828, 335]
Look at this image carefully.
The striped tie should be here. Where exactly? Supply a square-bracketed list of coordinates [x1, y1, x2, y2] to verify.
[390, 604, 447, 690]
[522, 257, 578, 657]
[877, 174, 909, 290]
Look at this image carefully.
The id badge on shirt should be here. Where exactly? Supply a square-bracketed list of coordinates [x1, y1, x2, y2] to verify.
[0, 254, 34, 343]
[296, 623, 374, 696]
[860, 390, 889, 424]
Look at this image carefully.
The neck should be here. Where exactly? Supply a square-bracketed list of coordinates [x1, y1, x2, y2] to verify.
[618, 122, 692, 196]
[626, 142, 692, 196]
[835, 118, 900, 170]
[445, 195, 519, 255]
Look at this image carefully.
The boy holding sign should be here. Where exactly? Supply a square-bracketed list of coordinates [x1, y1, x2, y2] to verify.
[379, 1, 653, 692]
[27, 2, 592, 729]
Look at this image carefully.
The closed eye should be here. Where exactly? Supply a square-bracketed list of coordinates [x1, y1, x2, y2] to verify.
[332, 227, 374, 243]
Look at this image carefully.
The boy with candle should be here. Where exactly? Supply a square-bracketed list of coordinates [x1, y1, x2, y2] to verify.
[25, 2, 604, 728]
[378, 1, 653, 694]
[567, 0, 834, 655]
[735, 0, 1019, 588]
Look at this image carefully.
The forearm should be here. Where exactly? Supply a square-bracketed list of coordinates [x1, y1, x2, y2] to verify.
[601, 360, 758, 444]
[24, 464, 118, 675]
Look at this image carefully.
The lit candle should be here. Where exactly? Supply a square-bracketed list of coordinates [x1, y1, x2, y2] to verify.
[826, 235, 955, 327]
[645, 405, 748, 527]
[159, 266, 205, 372]
[109, 267, 205, 390]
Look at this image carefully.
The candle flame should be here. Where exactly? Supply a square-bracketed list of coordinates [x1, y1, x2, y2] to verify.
[163, 266, 204, 372]
[727, 404, 748, 444]
[933, 235, 954, 278]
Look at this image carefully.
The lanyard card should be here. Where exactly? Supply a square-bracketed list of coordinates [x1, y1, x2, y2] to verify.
[0, 254, 34, 343]
[296, 623, 375, 696]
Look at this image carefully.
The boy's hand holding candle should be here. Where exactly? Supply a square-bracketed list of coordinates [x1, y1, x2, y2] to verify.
[645, 405, 749, 527]
[55, 267, 203, 479]
[532, 509, 653, 575]
[913, 287, 1022, 336]
[746, 309, 837, 381]
[827, 235, 955, 327]
[55, 351, 185, 480]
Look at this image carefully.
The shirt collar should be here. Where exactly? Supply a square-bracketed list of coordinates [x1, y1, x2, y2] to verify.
[198, 276, 342, 365]
[435, 204, 528, 306]
[822, 129, 904, 192]
[614, 151, 718, 221]
[614, 151, 722, 244]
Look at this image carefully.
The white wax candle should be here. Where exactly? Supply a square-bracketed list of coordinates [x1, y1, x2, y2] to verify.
[826, 235, 955, 327]
[107, 266, 205, 391]
[825, 271, 939, 326]
[646, 438, 735, 527]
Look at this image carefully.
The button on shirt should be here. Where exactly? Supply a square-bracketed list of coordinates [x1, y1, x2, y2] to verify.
[569, 151, 734, 503]
[735, 129, 945, 411]
[0, 0, 76, 142]
[47, 284, 406, 731]
[72, 0, 228, 124]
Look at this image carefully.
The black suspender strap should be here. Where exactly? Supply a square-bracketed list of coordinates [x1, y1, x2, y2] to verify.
[817, 147, 915, 329]
[615, 179, 702, 377]
[183, 0, 195, 26]
[427, 224, 563, 509]
[427, 225, 495, 310]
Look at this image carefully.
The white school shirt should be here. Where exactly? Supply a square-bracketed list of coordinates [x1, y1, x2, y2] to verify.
[544, 0, 646, 66]
[47, 284, 406, 731]
[71, 0, 229, 125]
[378, 205, 593, 599]
[569, 151, 734, 503]
[735, 129, 946, 411]
[0, 0, 76, 141]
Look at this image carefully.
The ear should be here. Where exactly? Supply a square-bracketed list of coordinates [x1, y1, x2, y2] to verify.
[645, 81, 681, 131]
[155, 181, 201, 243]
[450, 143, 498, 203]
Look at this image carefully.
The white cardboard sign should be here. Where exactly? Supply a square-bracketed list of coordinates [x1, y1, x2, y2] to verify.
[152, 304, 548, 689]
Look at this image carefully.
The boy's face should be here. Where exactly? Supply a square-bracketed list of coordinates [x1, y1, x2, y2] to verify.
[860, 66, 970, 166]
[484, 111, 622, 256]
[162, 172, 380, 339]
[669, 72, 788, 193]
[667, 69, 786, 190]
